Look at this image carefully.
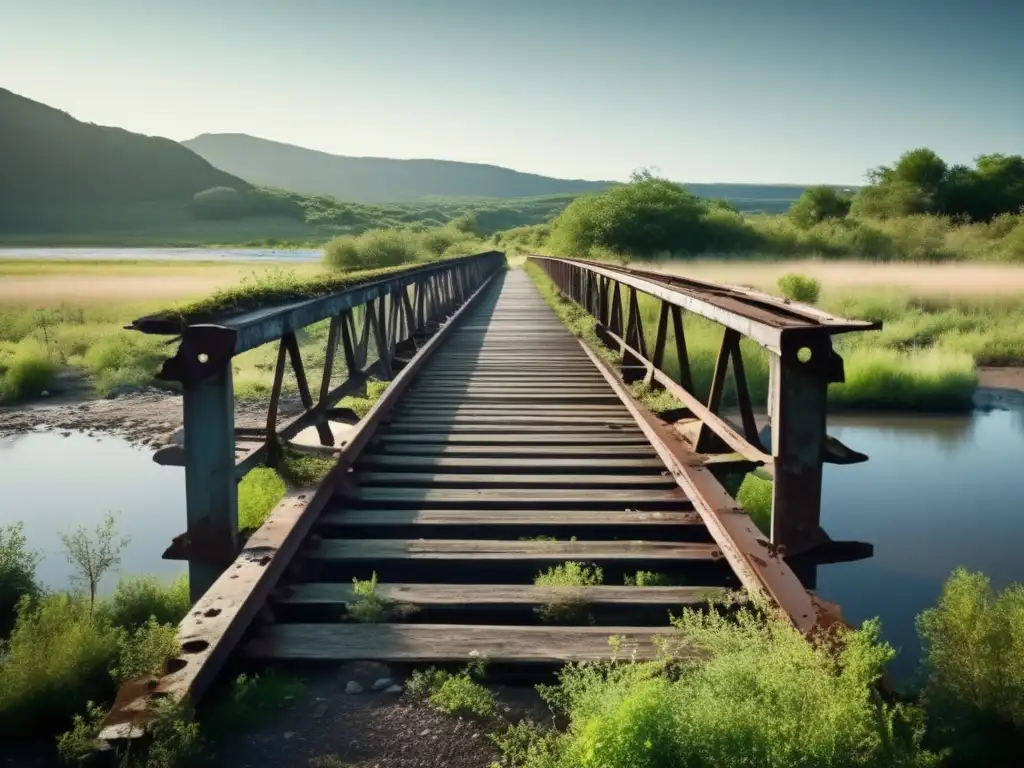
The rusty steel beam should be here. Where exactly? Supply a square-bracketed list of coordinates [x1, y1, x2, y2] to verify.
[528, 255, 881, 555]
[98, 264, 504, 745]
[578, 340, 827, 635]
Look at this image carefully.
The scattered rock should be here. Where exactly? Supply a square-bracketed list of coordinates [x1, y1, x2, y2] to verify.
[283, 731, 296, 740]
[345, 681, 364, 695]
[338, 661, 392, 688]
[40, 390, 49, 397]
[384, 684, 404, 694]
[371, 677, 393, 691]
[419, 729, 430, 737]
[311, 703, 329, 720]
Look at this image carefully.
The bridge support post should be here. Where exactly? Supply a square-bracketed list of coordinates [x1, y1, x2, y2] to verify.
[768, 335, 831, 552]
[181, 362, 238, 603]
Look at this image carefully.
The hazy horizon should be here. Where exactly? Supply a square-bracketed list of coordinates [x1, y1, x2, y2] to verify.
[3, 0, 1022, 187]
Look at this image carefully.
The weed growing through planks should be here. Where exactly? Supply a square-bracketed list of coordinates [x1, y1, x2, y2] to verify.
[407, 661, 494, 718]
[345, 572, 393, 623]
[624, 571, 680, 587]
[534, 562, 603, 624]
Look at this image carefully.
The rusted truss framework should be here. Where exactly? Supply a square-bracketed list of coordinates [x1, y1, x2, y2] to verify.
[130, 251, 506, 601]
[528, 255, 881, 557]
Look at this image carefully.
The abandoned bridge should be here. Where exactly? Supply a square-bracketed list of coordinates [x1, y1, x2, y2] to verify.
[100, 251, 880, 739]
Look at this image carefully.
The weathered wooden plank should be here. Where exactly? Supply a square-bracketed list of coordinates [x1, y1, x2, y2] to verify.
[244, 624, 679, 663]
[387, 415, 638, 427]
[340, 487, 688, 505]
[285, 583, 726, 606]
[373, 432, 651, 444]
[352, 472, 676, 488]
[309, 539, 721, 561]
[375, 425, 645, 434]
[319, 508, 699, 526]
[367, 443, 655, 455]
[355, 456, 666, 471]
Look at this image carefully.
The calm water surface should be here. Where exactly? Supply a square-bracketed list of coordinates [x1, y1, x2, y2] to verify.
[818, 409, 1024, 681]
[0, 247, 320, 262]
[0, 432, 185, 594]
[0, 409, 1021, 681]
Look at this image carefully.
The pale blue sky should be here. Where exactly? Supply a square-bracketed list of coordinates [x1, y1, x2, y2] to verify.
[3, 0, 1022, 184]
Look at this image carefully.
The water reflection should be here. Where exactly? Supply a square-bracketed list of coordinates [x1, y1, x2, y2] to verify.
[817, 408, 1024, 683]
[0, 432, 186, 594]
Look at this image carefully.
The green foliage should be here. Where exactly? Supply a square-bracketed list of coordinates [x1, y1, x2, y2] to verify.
[829, 347, 977, 411]
[324, 228, 426, 270]
[917, 569, 1024, 761]
[0, 347, 58, 402]
[500, 606, 938, 768]
[80, 333, 168, 395]
[408, 665, 494, 718]
[788, 186, 852, 228]
[60, 512, 131, 611]
[345, 572, 392, 623]
[852, 148, 1024, 223]
[548, 175, 708, 258]
[112, 617, 180, 682]
[624, 571, 677, 587]
[0, 593, 120, 737]
[535, 562, 604, 588]
[0, 522, 40, 637]
[776, 272, 821, 303]
[190, 186, 304, 221]
[736, 474, 772, 536]
[237, 467, 287, 531]
[337, 377, 390, 419]
[56, 700, 108, 764]
[103, 574, 190, 631]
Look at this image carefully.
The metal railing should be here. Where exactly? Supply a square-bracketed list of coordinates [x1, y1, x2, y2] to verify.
[129, 251, 506, 599]
[528, 255, 881, 555]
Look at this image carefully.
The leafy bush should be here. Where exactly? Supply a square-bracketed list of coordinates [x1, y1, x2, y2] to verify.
[788, 186, 852, 228]
[80, 334, 167, 394]
[112, 617, 180, 682]
[408, 664, 494, 717]
[500, 607, 938, 768]
[104, 574, 190, 631]
[624, 571, 677, 587]
[0, 593, 120, 737]
[777, 272, 821, 303]
[917, 569, 1024, 760]
[323, 228, 424, 270]
[0, 348, 58, 402]
[0, 523, 40, 637]
[548, 173, 710, 258]
[736, 474, 772, 535]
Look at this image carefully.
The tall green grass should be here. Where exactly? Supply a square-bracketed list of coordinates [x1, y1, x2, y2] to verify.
[495, 605, 938, 767]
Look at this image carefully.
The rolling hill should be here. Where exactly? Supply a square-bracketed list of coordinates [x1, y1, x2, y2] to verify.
[182, 133, 615, 203]
[0, 88, 247, 209]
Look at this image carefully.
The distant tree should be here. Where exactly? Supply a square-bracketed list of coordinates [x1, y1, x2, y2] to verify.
[891, 148, 948, 199]
[788, 186, 852, 228]
[451, 212, 478, 235]
[707, 198, 739, 213]
[60, 512, 130, 613]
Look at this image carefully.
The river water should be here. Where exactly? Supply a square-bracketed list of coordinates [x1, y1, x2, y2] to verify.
[0, 408, 1021, 681]
[0, 247, 321, 262]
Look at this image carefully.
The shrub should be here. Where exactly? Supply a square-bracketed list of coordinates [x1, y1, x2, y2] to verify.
[0, 523, 40, 638]
[547, 174, 708, 258]
[408, 665, 494, 717]
[80, 334, 166, 395]
[0, 593, 120, 737]
[112, 616, 180, 682]
[830, 347, 977, 411]
[323, 228, 423, 270]
[104, 574, 190, 631]
[501, 606, 938, 768]
[0, 348, 58, 402]
[788, 186, 852, 228]
[776, 272, 821, 303]
[917, 569, 1024, 759]
[736, 474, 772, 535]
[345, 572, 391, 623]
[624, 571, 677, 587]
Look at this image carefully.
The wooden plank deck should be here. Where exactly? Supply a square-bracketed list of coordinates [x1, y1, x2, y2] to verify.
[243, 269, 735, 666]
